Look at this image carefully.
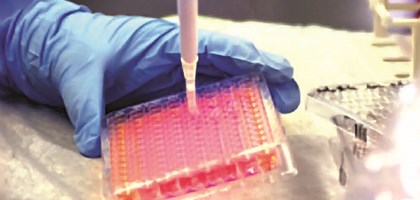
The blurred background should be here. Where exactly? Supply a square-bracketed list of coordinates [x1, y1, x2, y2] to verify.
[70, 0, 375, 31]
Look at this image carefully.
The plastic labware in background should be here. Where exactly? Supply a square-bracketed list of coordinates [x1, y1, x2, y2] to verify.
[101, 74, 297, 200]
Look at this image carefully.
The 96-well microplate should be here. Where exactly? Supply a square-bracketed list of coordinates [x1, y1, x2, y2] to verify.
[102, 74, 296, 200]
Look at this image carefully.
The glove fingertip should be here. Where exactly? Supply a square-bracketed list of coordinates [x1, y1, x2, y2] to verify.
[75, 134, 102, 158]
[269, 79, 301, 114]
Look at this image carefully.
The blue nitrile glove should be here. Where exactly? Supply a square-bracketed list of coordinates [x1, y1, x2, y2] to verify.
[0, 0, 300, 158]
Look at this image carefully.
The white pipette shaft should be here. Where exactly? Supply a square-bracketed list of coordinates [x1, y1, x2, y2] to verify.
[177, 0, 198, 112]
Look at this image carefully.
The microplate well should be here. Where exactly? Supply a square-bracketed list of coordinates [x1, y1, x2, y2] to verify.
[101, 74, 296, 200]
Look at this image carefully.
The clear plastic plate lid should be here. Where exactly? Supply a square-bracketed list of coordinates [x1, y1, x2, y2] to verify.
[306, 81, 410, 150]
[306, 80, 420, 199]
[101, 74, 297, 200]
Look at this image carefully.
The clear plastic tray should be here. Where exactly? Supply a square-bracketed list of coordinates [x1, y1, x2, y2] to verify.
[306, 81, 410, 152]
[101, 74, 297, 200]
[305, 80, 409, 186]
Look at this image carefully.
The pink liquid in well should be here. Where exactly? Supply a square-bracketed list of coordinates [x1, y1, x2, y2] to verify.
[159, 179, 180, 198]
[107, 75, 284, 200]
[137, 183, 159, 200]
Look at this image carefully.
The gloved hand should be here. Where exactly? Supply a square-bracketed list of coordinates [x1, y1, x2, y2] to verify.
[0, 0, 300, 158]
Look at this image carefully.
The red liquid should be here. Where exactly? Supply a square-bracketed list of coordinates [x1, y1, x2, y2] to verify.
[222, 163, 239, 182]
[206, 163, 225, 186]
[179, 175, 196, 192]
[107, 75, 284, 200]
[137, 182, 159, 200]
[159, 179, 180, 198]
[191, 171, 208, 188]
[236, 156, 261, 177]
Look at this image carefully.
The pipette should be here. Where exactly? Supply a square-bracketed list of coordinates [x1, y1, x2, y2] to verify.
[177, 0, 199, 113]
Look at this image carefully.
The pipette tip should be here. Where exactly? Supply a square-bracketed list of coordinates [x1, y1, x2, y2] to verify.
[181, 57, 199, 114]
[187, 89, 199, 114]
